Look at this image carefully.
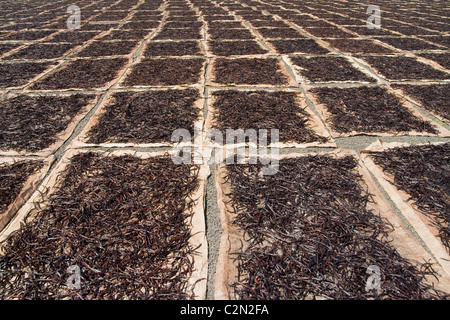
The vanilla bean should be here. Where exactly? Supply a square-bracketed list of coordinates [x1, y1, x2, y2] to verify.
[224, 155, 446, 299]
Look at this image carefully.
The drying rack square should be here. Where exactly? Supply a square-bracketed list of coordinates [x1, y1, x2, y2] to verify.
[304, 84, 450, 138]
[0, 93, 101, 157]
[204, 88, 336, 149]
[214, 149, 450, 299]
[0, 149, 209, 300]
[360, 140, 450, 279]
[206, 57, 298, 87]
[69, 89, 205, 149]
[0, 155, 54, 233]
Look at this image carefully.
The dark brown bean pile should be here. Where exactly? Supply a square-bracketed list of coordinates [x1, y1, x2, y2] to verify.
[269, 39, 330, 54]
[0, 43, 21, 56]
[45, 31, 101, 44]
[419, 36, 450, 48]
[0, 94, 95, 152]
[290, 56, 375, 82]
[371, 143, 450, 251]
[250, 21, 289, 28]
[75, 41, 138, 57]
[91, 11, 130, 21]
[123, 58, 205, 86]
[344, 26, 396, 36]
[375, 37, 442, 51]
[224, 155, 446, 299]
[0, 62, 53, 88]
[1, 30, 55, 41]
[120, 21, 160, 29]
[360, 56, 450, 80]
[208, 28, 255, 40]
[86, 89, 200, 144]
[100, 30, 151, 40]
[79, 23, 115, 31]
[326, 39, 393, 54]
[304, 27, 355, 38]
[0, 153, 200, 300]
[213, 58, 288, 85]
[387, 26, 437, 36]
[419, 53, 450, 70]
[212, 90, 327, 144]
[144, 41, 201, 57]
[208, 40, 267, 56]
[31, 58, 128, 89]
[207, 21, 244, 29]
[256, 27, 304, 39]
[165, 22, 203, 29]
[203, 15, 234, 22]
[309, 86, 437, 134]
[154, 28, 202, 40]
[393, 84, 450, 122]
[293, 19, 334, 27]
[328, 18, 361, 26]
[167, 16, 199, 22]
[0, 160, 43, 218]
[4, 43, 76, 60]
